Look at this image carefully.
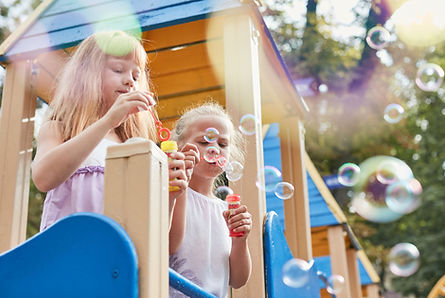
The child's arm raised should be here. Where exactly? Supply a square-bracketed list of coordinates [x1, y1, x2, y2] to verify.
[169, 144, 199, 254]
[224, 206, 252, 288]
[32, 91, 154, 192]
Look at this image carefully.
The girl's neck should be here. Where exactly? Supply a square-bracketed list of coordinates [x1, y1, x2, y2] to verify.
[106, 130, 122, 143]
[188, 176, 215, 198]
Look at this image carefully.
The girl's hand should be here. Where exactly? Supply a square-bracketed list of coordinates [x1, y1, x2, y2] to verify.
[104, 90, 156, 128]
[223, 205, 252, 241]
[179, 143, 200, 181]
[168, 151, 188, 200]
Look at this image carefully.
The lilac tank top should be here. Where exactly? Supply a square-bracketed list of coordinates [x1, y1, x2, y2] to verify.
[40, 138, 118, 231]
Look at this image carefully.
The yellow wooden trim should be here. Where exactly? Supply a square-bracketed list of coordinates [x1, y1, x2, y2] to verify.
[0, 0, 55, 60]
[261, 124, 270, 140]
[428, 275, 445, 298]
[304, 150, 347, 223]
[357, 250, 380, 283]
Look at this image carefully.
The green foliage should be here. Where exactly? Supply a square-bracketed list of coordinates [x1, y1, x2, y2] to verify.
[266, 0, 445, 296]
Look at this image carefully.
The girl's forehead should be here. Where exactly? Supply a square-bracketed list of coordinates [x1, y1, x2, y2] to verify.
[191, 115, 230, 132]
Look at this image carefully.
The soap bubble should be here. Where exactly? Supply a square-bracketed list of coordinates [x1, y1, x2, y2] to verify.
[274, 182, 294, 200]
[256, 166, 282, 192]
[282, 258, 311, 288]
[337, 163, 360, 187]
[386, 178, 422, 214]
[366, 26, 391, 50]
[225, 161, 244, 182]
[415, 63, 444, 92]
[203, 146, 220, 163]
[215, 186, 233, 200]
[204, 127, 219, 143]
[383, 103, 404, 124]
[350, 156, 414, 223]
[238, 114, 257, 136]
[389, 243, 420, 277]
[326, 275, 345, 295]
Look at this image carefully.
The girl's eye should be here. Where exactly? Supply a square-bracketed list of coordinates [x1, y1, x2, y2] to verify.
[114, 68, 123, 73]
[219, 143, 227, 148]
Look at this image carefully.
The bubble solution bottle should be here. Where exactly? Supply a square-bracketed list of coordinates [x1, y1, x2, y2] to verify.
[226, 194, 244, 237]
[161, 140, 180, 192]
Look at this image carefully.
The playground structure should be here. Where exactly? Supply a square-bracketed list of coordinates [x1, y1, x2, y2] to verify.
[0, 0, 381, 297]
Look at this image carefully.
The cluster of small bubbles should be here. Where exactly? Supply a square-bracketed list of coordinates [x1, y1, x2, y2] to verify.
[256, 166, 282, 192]
[203, 146, 220, 163]
[389, 243, 420, 277]
[282, 258, 311, 288]
[415, 63, 444, 92]
[383, 103, 404, 124]
[216, 155, 228, 169]
[366, 26, 391, 50]
[326, 275, 345, 295]
[318, 84, 328, 93]
[350, 156, 415, 223]
[337, 163, 360, 187]
[225, 161, 244, 182]
[214, 186, 233, 201]
[204, 127, 219, 143]
[274, 182, 295, 200]
[414, 134, 422, 144]
[238, 114, 257, 136]
[385, 178, 422, 214]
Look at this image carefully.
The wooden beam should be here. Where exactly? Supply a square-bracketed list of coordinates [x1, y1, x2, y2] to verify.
[279, 117, 312, 260]
[0, 61, 36, 253]
[366, 284, 380, 298]
[327, 226, 352, 298]
[347, 249, 362, 298]
[223, 13, 266, 298]
[103, 140, 169, 298]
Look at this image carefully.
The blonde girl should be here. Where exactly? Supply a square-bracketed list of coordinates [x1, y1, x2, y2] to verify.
[32, 31, 189, 231]
[169, 102, 252, 298]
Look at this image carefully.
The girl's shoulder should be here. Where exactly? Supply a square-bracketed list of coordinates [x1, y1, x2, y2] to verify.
[187, 188, 227, 207]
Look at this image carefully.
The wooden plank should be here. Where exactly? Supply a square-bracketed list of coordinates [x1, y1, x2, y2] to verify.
[327, 226, 352, 298]
[157, 88, 225, 121]
[148, 39, 223, 77]
[279, 117, 312, 260]
[347, 249, 363, 298]
[152, 65, 223, 97]
[223, 13, 266, 298]
[0, 61, 36, 253]
[366, 284, 380, 298]
[104, 140, 169, 298]
[143, 17, 224, 51]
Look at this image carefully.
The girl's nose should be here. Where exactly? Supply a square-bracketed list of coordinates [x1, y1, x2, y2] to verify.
[123, 74, 135, 87]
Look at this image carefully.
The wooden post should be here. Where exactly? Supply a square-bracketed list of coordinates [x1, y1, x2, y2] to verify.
[223, 13, 266, 298]
[279, 118, 312, 260]
[347, 248, 362, 298]
[366, 284, 380, 298]
[103, 140, 169, 298]
[0, 61, 36, 253]
[327, 225, 352, 298]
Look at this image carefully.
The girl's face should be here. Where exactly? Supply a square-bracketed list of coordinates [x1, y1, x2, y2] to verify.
[102, 55, 141, 107]
[180, 115, 232, 180]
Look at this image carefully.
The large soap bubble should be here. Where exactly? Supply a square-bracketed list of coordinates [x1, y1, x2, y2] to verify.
[350, 156, 414, 223]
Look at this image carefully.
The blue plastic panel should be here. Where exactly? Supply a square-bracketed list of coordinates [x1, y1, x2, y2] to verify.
[0, 213, 138, 298]
[264, 211, 321, 298]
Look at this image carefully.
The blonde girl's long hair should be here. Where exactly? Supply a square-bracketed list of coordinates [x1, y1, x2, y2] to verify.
[48, 30, 157, 142]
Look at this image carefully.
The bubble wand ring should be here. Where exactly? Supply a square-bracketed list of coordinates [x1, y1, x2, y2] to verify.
[148, 108, 171, 141]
